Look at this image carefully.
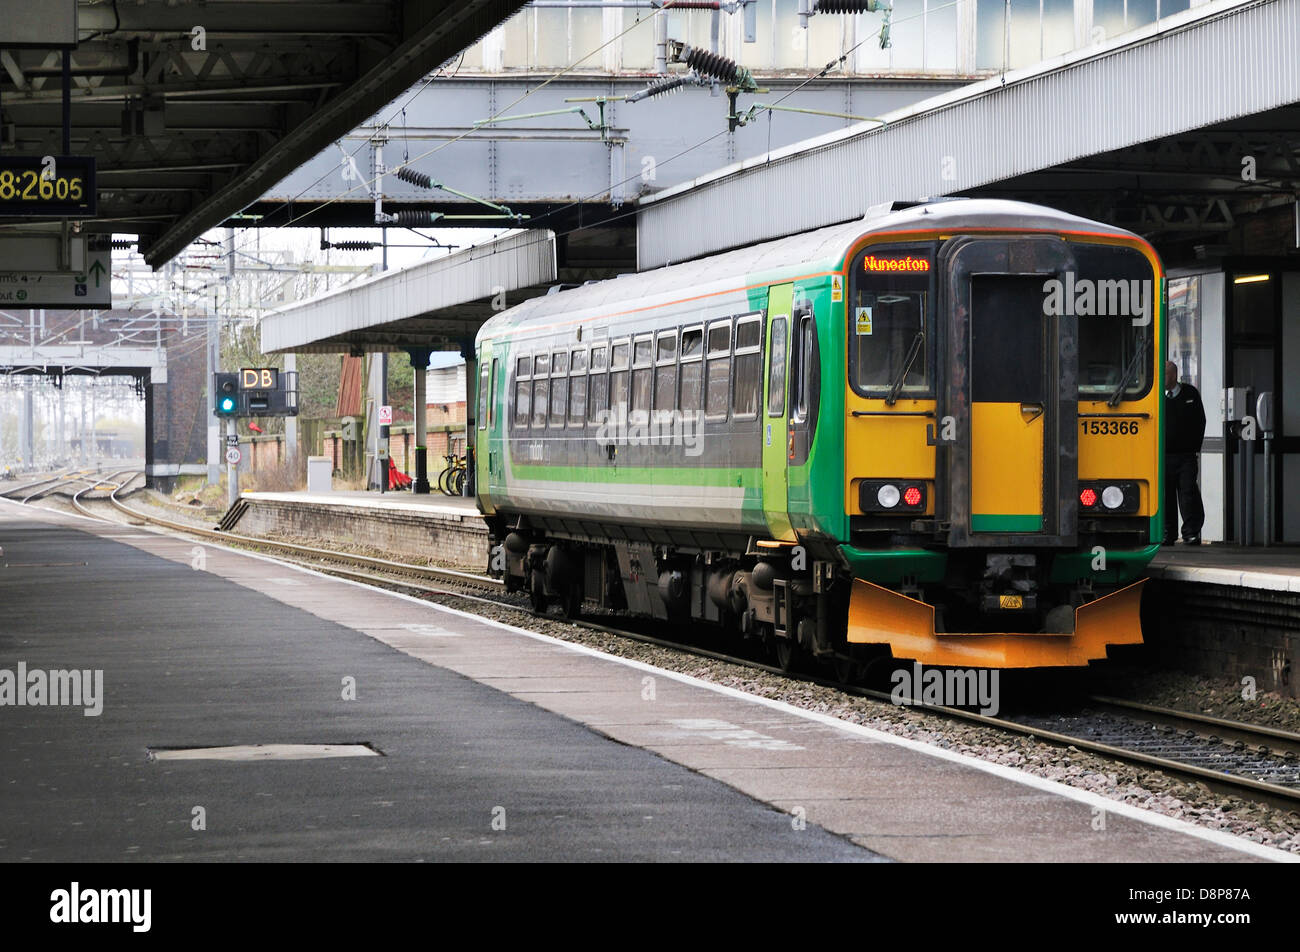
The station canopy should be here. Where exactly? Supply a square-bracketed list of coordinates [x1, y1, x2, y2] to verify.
[0, 0, 528, 267]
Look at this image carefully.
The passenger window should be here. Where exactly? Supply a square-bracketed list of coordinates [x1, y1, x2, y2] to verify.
[609, 341, 630, 418]
[631, 335, 653, 419]
[768, 317, 788, 417]
[705, 320, 731, 419]
[588, 344, 608, 422]
[792, 314, 813, 422]
[489, 357, 498, 427]
[532, 353, 550, 428]
[514, 355, 531, 427]
[478, 361, 490, 430]
[550, 351, 569, 427]
[654, 330, 678, 413]
[733, 315, 762, 419]
[569, 348, 587, 425]
[679, 327, 703, 414]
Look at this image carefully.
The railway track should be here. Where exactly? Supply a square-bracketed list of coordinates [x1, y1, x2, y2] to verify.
[43, 475, 1300, 816]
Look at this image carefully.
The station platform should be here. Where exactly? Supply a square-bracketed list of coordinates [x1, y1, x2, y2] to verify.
[235, 489, 486, 566]
[2, 499, 1289, 863]
[1149, 544, 1300, 592]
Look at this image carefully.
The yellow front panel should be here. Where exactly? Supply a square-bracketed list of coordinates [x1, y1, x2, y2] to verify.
[843, 395, 936, 514]
[971, 402, 1042, 531]
[1077, 397, 1161, 516]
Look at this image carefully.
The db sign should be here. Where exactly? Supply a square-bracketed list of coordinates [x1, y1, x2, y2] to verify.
[240, 368, 279, 390]
[225, 446, 241, 465]
[378, 405, 393, 426]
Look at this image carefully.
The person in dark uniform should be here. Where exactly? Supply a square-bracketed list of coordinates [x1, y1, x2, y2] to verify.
[1164, 360, 1206, 544]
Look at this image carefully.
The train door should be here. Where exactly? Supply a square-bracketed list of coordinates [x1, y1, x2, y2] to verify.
[476, 343, 501, 512]
[941, 237, 1078, 547]
[762, 283, 796, 541]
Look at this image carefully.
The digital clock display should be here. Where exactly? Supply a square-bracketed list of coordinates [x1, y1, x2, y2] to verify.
[0, 155, 96, 218]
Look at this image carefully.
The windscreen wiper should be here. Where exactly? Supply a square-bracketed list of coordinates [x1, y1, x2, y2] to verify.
[885, 331, 925, 406]
[1106, 340, 1146, 407]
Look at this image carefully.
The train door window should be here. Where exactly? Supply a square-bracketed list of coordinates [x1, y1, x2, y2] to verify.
[792, 314, 814, 421]
[705, 320, 732, 419]
[568, 348, 588, 426]
[514, 355, 531, 428]
[609, 340, 630, 417]
[632, 335, 653, 420]
[532, 353, 550, 428]
[478, 361, 490, 430]
[767, 316, 788, 417]
[489, 358, 499, 427]
[550, 351, 569, 427]
[679, 325, 704, 414]
[588, 344, 609, 422]
[654, 330, 678, 413]
[732, 314, 763, 419]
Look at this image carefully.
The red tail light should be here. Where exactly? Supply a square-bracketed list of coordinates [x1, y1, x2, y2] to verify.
[903, 486, 922, 507]
[1079, 488, 1098, 507]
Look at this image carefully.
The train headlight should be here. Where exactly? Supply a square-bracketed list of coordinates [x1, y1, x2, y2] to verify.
[1077, 481, 1140, 514]
[860, 480, 926, 513]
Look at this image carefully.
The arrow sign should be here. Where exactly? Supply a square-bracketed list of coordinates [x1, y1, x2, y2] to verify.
[88, 259, 106, 288]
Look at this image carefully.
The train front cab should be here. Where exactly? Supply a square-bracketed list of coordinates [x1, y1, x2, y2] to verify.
[840, 229, 1164, 668]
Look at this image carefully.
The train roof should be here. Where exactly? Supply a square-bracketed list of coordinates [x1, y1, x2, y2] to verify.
[477, 199, 1143, 343]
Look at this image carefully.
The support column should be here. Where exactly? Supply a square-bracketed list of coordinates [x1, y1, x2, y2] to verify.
[284, 352, 298, 468]
[408, 347, 432, 494]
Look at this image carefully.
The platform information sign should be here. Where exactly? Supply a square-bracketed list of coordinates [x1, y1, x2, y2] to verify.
[0, 233, 111, 308]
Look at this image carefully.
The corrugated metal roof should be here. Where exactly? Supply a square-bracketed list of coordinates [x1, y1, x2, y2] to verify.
[479, 198, 1136, 342]
[261, 229, 557, 352]
[637, 0, 1300, 269]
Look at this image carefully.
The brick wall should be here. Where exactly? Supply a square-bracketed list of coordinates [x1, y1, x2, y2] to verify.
[237, 499, 489, 568]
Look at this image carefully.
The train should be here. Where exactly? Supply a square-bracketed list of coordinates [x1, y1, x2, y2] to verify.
[473, 198, 1164, 674]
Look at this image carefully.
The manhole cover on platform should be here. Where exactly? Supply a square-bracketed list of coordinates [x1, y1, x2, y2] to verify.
[148, 743, 381, 762]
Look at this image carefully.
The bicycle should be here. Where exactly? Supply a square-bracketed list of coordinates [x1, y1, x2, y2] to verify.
[438, 453, 467, 496]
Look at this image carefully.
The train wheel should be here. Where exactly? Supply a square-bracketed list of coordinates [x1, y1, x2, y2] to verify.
[774, 637, 802, 673]
[528, 570, 548, 614]
[558, 585, 582, 620]
[831, 654, 866, 685]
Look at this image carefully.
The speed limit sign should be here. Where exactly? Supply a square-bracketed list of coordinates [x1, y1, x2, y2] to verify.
[225, 446, 242, 465]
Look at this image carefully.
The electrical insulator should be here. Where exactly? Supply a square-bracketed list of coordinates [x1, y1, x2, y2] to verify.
[627, 76, 689, 103]
[814, 0, 881, 11]
[391, 210, 441, 227]
[680, 45, 741, 84]
[394, 166, 434, 190]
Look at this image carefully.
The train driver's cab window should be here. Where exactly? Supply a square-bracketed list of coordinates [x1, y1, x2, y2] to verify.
[849, 246, 933, 399]
[514, 355, 531, 427]
[732, 314, 763, 419]
[1071, 243, 1155, 403]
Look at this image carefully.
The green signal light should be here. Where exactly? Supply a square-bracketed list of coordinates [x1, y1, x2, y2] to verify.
[219, 396, 237, 413]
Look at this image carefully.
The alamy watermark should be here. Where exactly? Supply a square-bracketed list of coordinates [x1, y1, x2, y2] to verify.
[594, 405, 704, 457]
[0, 662, 102, 716]
[50, 883, 150, 932]
[1042, 272, 1153, 327]
[891, 662, 1000, 716]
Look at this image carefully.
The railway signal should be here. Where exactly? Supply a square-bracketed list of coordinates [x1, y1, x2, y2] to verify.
[213, 373, 240, 418]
